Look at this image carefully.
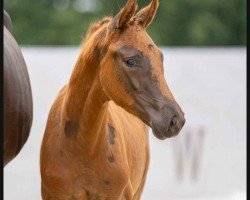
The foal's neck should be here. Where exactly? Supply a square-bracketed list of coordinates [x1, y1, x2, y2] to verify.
[63, 44, 108, 140]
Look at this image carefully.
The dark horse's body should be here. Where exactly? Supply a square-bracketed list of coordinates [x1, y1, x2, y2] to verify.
[4, 10, 33, 166]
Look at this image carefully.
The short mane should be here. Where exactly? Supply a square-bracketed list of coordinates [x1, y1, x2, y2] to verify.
[84, 17, 112, 42]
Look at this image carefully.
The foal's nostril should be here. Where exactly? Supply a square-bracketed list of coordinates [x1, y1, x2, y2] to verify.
[170, 116, 177, 128]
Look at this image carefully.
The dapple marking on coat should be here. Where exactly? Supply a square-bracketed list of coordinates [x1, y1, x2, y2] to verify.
[40, 0, 185, 199]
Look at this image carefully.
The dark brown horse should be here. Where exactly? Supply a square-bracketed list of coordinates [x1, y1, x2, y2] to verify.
[40, 0, 185, 199]
[4, 10, 33, 166]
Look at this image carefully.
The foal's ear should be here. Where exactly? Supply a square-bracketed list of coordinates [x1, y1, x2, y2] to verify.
[135, 0, 159, 28]
[109, 0, 137, 30]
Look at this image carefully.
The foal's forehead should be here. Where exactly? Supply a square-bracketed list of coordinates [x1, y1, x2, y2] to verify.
[121, 26, 153, 44]
[113, 25, 161, 57]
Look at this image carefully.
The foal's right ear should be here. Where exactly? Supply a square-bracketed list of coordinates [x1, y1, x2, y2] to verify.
[109, 0, 137, 30]
[134, 0, 159, 28]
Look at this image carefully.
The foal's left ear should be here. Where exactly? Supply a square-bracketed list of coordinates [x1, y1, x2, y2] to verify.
[109, 0, 137, 30]
[135, 0, 159, 28]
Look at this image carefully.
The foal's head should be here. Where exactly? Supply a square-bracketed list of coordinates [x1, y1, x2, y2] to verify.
[86, 0, 185, 139]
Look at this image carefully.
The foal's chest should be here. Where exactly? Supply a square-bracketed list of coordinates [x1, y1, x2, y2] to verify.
[79, 102, 149, 197]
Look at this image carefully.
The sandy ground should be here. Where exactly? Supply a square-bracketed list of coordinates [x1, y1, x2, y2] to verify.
[4, 47, 246, 200]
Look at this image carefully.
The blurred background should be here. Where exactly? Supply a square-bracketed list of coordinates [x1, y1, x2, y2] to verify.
[4, 0, 246, 46]
[4, 0, 246, 200]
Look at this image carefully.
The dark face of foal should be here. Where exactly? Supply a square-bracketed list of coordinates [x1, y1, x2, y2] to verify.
[100, 0, 185, 139]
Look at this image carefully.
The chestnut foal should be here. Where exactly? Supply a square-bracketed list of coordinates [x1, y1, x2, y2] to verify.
[40, 0, 185, 199]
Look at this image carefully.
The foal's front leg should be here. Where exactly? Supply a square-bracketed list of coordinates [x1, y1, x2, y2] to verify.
[121, 181, 133, 200]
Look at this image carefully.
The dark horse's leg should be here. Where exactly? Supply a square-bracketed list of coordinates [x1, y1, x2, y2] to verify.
[4, 11, 33, 166]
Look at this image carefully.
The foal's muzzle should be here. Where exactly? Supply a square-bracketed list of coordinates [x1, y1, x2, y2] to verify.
[149, 101, 185, 140]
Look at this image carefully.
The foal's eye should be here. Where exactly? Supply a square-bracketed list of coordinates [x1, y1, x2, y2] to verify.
[125, 59, 136, 67]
